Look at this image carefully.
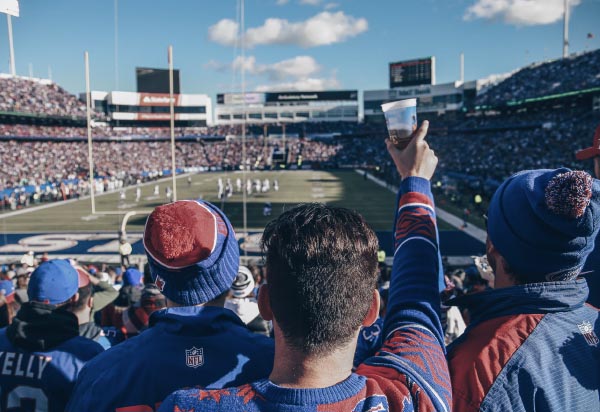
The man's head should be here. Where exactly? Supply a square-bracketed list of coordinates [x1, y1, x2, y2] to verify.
[70, 268, 93, 316]
[16, 271, 29, 289]
[143, 200, 239, 306]
[260, 203, 379, 355]
[486, 168, 600, 285]
[28, 259, 79, 305]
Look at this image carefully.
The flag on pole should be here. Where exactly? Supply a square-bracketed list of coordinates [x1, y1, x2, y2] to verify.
[0, 0, 19, 17]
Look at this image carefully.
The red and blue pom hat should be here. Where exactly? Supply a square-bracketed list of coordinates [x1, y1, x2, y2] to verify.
[487, 168, 600, 282]
[143, 200, 240, 306]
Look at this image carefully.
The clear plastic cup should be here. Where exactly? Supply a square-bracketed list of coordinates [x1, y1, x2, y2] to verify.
[381, 99, 417, 150]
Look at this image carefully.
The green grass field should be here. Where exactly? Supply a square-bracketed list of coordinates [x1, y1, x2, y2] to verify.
[0, 170, 455, 232]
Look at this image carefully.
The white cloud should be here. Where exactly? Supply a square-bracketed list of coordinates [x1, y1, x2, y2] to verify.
[208, 11, 368, 48]
[300, 0, 322, 5]
[276, 0, 289, 5]
[207, 55, 339, 92]
[226, 55, 322, 80]
[324, 2, 340, 10]
[263, 56, 322, 80]
[208, 19, 239, 46]
[464, 0, 582, 26]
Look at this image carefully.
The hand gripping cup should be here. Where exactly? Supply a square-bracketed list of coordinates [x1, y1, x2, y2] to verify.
[381, 99, 417, 150]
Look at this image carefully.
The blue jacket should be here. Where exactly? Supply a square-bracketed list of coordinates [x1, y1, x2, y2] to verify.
[448, 279, 600, 411]
[0, 329, 103, 412]
[67, 306, 274, 412]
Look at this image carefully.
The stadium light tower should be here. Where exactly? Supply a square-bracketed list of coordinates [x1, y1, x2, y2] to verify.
[241, 0, 248, 256]
[84, 51, 96, 214]
[114, 0, 119, 90]
[168, 45, 177, 202]
[1, 0, 19, 76]
[563, 0, 570, 58]
[460, 52, 465, 83]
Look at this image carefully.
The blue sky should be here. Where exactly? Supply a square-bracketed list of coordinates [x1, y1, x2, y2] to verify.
[0, 0, 599, 99]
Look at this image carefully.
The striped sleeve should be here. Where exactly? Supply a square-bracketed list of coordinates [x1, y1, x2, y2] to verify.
[359, 176, 451, 412]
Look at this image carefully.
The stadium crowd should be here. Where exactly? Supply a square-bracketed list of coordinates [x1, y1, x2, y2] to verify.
[0, 119, 597, 411]
[3, 106, 599, 209]
[476, 48, 600, 105]
[0, 75, 88, 118]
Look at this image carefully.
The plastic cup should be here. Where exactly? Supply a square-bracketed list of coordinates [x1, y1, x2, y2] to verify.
[381, 99, 417, 150]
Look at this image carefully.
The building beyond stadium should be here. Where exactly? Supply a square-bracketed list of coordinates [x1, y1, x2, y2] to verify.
[215, 90, 359, 125]
[81, 91, 212, 127]
[363, 78, 506, 124]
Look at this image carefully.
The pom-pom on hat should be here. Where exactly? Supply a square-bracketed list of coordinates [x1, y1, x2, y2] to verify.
[487, 168, 600, 282]
[230, 266, 255, 298]
[143, 200, 240, 306]
[28, 260, 79, 304]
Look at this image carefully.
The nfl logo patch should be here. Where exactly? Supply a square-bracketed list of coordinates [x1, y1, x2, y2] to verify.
[185, 347, 204, 368]
[155, 276, 165, 292]
[577, 321, 599, 347]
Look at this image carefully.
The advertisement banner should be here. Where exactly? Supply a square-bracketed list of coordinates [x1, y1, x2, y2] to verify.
[138, 93, 180, 107]
[217, 93, 265, 105]
[264, 90, 358, 103]
[136, 113, 180, 121]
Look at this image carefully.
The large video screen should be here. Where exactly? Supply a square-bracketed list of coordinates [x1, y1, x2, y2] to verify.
[136, 67, 180, 94]
[389, 57, 434, 88]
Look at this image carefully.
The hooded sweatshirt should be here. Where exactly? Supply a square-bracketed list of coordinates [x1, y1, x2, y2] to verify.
[0, 302, 104, 412]
[7, 302, 80, 351]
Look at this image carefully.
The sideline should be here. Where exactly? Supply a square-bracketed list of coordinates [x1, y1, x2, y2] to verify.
[355, 169, 486, 244]
[0, 173, 191, 220]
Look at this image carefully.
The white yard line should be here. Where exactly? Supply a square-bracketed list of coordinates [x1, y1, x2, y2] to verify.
[355, 169, 486, 244]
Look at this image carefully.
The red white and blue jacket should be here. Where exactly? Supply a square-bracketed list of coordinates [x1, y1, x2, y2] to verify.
[158, 176, 452, 412]
[447, 279, 600, 411]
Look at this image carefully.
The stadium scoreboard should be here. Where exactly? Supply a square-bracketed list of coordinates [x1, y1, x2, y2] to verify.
[389, 57, 435, 88]
[136, 67, 180, 94]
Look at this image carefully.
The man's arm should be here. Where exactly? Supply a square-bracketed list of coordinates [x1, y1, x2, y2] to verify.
[358, 121, 451, 411]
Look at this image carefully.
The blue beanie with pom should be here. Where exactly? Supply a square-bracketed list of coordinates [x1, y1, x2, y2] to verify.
[143, 200, 239, 306]
[488, 168, 600, 282]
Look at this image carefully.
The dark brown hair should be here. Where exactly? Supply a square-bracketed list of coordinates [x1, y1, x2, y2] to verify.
[262, 203, 379, 355]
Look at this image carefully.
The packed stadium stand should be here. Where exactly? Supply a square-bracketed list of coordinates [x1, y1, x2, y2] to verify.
[1, 49, 599, 212]
[0, 75, 87, 118]
[476, 49, 600, 105]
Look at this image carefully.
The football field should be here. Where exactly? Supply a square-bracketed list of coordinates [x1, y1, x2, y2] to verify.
[0, 170, 456, 233]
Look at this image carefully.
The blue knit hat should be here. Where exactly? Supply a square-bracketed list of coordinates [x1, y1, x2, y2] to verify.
[28, 259, 79, 304]
[143, 200, 240, 305]
[488, 168, 600, 282]
[123, 268, 143, 286]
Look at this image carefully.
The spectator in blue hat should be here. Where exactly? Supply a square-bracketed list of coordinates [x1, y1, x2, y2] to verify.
[68, 200, 274, 412]
[0, 279, 17, 328]
[100, 267, 144, 328]
[447, 169, 600, 411]
[0, 259, 104, 412]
